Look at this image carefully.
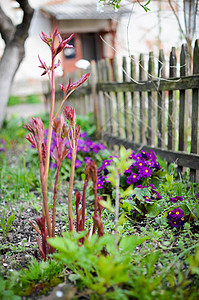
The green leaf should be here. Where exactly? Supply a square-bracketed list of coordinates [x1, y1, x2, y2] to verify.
[99, 196, 115, 213]
[146, 203, 161, 217]
[120, 185, 134, 198]
[68, 273, 81, 282]
[6, 214, 15, 231]
[134, 187, 151, 201]
[119, 235, 141, 252]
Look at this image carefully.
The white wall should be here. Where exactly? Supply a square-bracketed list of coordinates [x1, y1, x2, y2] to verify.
[115, 0, 199, 70]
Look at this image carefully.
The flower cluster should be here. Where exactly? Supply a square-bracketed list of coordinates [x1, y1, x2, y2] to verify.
[43, 130, 107, 172]
[167, 207, 186, 228]
[0, 138, 6, 152]
[97, 149, 162, 191]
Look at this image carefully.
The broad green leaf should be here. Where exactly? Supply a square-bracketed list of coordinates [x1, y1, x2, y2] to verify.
[134, 187, 151, 201]
[120, 185, 134, 198]
[146, 203, 161, 217]
[99, 197, 115, 213]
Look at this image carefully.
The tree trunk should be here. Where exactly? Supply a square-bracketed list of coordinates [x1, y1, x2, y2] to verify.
[0, 44, 24, 128]
[0, 0, 34, 128]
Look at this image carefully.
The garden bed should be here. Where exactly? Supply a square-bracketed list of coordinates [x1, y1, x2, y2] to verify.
[1, 115, 199, 300]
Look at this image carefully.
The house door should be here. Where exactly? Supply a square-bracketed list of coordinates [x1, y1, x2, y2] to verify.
[81, 33, 100, 61]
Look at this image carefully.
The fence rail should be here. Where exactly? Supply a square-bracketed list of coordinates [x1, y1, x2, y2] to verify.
[56, 39, 199, 182]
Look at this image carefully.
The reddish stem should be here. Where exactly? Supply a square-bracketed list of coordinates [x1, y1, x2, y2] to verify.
[82, 179, 89, 231]
[52, 164, 60, 237]
[68, 131, 77, 231]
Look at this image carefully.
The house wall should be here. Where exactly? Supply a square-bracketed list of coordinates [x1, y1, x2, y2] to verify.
[116, 0, 199, 68]
[1, 0, 198, 96]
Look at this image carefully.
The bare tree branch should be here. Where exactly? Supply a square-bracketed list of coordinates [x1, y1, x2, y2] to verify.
[0, 5, 15, 45]
[168, 0, 186, 40]
[13, 0, 34, 46]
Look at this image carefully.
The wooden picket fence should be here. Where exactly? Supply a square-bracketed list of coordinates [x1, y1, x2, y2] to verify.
[58, 39, 199, 182]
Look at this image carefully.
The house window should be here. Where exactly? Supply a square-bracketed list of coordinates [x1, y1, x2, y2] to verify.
[64, 38, 76, 59]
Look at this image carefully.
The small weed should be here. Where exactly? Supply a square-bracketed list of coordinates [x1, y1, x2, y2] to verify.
[0, 209, 15, 238]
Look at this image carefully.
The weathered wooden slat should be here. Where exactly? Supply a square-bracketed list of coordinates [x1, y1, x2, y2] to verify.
[168, 47, 177, 150]
[190, 39, 199, 181]
[157, 49, 166, 148]
[100, 59, 109, 132]
[69, 86, 91, 97]
[122, 56, 131, 139]
[112, 57, 121, 136]
[101, 132, 199, 170]
[105, 58, 114, 134]
[96, 60, 105, 132]
[179, 43, 189, 153]
[147, 51, 156, 146]
[90, 60, 100, 138]
[130, 55, 138, 142]
[96, 75, 199, 92]
[139, 54, 146, 144]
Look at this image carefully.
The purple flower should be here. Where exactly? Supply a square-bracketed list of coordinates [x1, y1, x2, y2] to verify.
[97, 180, 104, 189]
[151, 189, 162, 200]
[75, 160, 82, 168]
[143, 196, 151, 202]
[124, 165, 133, 174]
[141, 150, 147, 158]
[168, 207, 184, 219]
[98, 144, 106, 151]
[134, 154, 142, 160]
[146, 160, 155, 168]
[195, 194, 199, 199]
[138, 167, 152, 178]
[150, 184, 156, 189]
[128, 151, 135, 159]
[154, 162, 161, 170]
[170, 196, 183, 203]
[126, 173, 140, 184]
[66, 152, 72, 160]
[136, 185, 147, 188]
[91, 144, 101, 153]
[135, 160, 145, 169]
[170, 219, 181, 228]
[80, 132, 87, 138]
[0, 138, 6, 152]
[50, 162, 57, 169]
[101, 159, 112, 169]
[146, 150, 157, 161]
[85, 156, 92, 163]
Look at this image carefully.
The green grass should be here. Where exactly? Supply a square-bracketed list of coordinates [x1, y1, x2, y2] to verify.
[8, 95, 41, 106]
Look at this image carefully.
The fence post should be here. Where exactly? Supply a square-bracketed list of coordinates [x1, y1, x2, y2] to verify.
[168, 47, 177, 150]
[139, 53, 146, 144]
[157, 49, 166, 148]
[130, 55, 138, 142]
[105, 58, 114, 134]
[122, 56, 131, 139]
[190, 39, 199, 182]
[148, 51, 156, 146]
[179, 43, 189, 154]
[90, 60, 100, 139]
[113, 56, 123, 137]
[97, 60, 105, 133]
